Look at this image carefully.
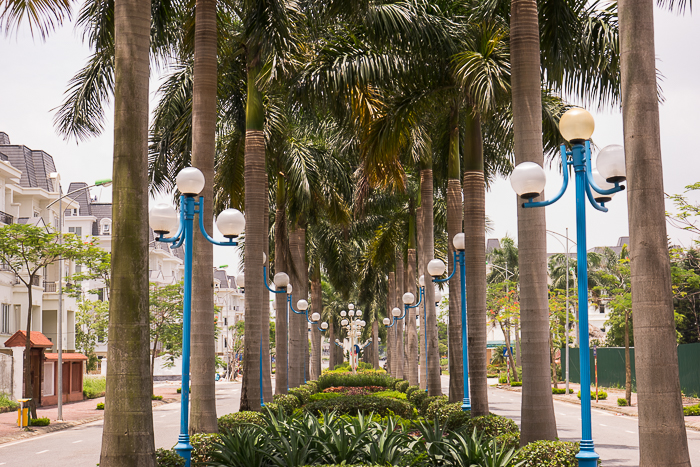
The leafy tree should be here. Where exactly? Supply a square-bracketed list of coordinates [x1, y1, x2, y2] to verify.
[486, 280, 519, 382]
[149, 282, 184, 390]
[0, 0, 73, 39]
[75, 299, 109, 372]
[671, 247, 700, 343]
[0, 223, 90, 418]
[67, 242, 111, 299]
[548, 289, 576, 389]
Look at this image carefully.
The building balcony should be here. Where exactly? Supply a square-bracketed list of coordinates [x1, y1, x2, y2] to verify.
[43, 281, 57, 293]
[0, 210, 13, 225]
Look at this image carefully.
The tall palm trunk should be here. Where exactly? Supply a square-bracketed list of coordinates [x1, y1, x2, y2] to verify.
[310, 262, 322, 380]
[395, 253, 404, 379]
[372, 318, 379, 369]
[190, 0, 218, 433]
[510, 0, 557, 443]
[387, 271, 395, 375]
[618, 1, 690, 463]
[421, 166, 441, 396]
[463, 111, 489, 416]
[406, 245, 419, 386]
[447, 104, 463, 403]
[415, 205, 430, 389]
[328, 320, 336, 370]
[100, 0, 155, 464]
[239, 58, 264, 411]
[262, 178, 272, 402]
[288, 225, 306, 387]
[624, 310, 631, 405]
[274, 178, 288, 394]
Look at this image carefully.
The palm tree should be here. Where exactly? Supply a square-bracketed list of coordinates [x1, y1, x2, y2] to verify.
[619, 2, 690, 462]
[0, 0, 72, 39]
[189, 0, 219, 434]
[100, 0, 155, 465]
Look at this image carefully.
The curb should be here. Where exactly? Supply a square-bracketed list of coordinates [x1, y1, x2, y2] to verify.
[0, 397, 179, 445]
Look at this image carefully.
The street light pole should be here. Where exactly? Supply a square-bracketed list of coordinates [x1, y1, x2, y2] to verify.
[510, 107, 626, 467]
[47, 176, 112, 422]
[151, 167, 245, 467]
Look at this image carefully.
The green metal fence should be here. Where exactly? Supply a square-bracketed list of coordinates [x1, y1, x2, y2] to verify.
[561, 342, 700, 397]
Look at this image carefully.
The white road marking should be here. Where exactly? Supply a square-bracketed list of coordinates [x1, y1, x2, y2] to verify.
[160, 414, 168, 418]
[600, 424, 607, 427]
[36, 450, 49, 454]
[559, 413, 568, 416]
[72, 440, 83, 444]
[626, 430, 635, 434]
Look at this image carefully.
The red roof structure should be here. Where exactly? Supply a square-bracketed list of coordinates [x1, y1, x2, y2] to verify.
[3, 330, 54, 348]
[44, 352, 88, 361]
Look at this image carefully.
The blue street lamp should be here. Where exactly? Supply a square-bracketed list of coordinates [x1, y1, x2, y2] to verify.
[341, 306, 366, 373]
[150, 167, 245, 467]
[263, 269, 290, 391]
[289, 296, 322, 383]
[428, 235, 470, 411]
[384, 306, 404, 376]
[510, 107, 626, 467]
[416, 275, 430, 391]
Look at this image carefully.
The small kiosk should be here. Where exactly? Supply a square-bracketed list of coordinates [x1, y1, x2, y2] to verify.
[3, 330, 53, 406]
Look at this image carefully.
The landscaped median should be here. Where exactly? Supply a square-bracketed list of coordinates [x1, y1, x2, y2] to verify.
[157, 368, 584, 467]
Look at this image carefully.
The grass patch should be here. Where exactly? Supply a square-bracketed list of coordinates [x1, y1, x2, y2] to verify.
[83, 376, 106, 399]
[29, 417, 50, 426]
[96, 402, 105, 410]
[371, 390, 407, 400]
[0, 392, 19, 411]
[684, 404, 700, 416]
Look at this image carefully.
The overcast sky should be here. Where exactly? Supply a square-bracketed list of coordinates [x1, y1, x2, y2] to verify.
[1, 5, 698, 276]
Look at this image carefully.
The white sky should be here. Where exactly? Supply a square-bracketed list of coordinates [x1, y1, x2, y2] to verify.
[0, 6, 698, 277]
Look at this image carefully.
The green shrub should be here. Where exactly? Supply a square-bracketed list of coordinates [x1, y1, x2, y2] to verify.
[304, 380, 319, 394]
[577, 389, 608, 401]
[421, 395, 448, 416]
[408, 388, 428, 410]
[405, 385, 420, 397]
[151, 394, 163, 400]
[0, 392, 19, 410]
[334, 362, 351, 371]
[304, 395, 414, 418]
[262, 402, 281, 414]
[445, 410, 472, 431]
[96, 402, 105, 410]
[396, 380, 410, 393]
[156, 448, 185, 467]
[316, 371, 394, 391]
[552, 388, 574, 394]
[83, 376, 106, 399]
[684, 404, 700, 416]
[513, 440, 580, 466]
[357, 361, 373, 370]
[217, 411, 265, 432]
[289, 386, 312, 406]
[273, 394, 300, 414]
[510, 381, 522, 387]
[176, 388, 181, 394]
[617, 398, 629, 407]
[309, 392, 344, 402]
[486, 373, 499, 378]
[463, 414, 519, 438]
[495, 432, 521, 451]
[191, 432, 221, 465]
[29, 417, 50, 426]
[424, 397, 449, 420]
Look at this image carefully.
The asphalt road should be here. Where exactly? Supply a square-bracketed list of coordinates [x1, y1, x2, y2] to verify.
[0, 382, 242, 467]
[2, 379, 699, 466]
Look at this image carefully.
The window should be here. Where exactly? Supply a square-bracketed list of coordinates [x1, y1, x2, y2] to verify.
[33, 211, 39, 218]
[224, 338, 227, 348]
[97, 288, 105, 302]
[102, 223, 110, 235]
[224, 317, 228, 326]
[71, 208, 78, 216]
[1, 304, 9, 334]
[68, 226, 82, 237]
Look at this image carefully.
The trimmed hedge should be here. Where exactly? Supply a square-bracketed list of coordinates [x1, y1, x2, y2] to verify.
[424, 397, 450, 420]
[309, 392, 344, 402]
[405, 385, 420, 397]
[552, 388, 574, 394]
[513, 440, 580, 466]
[29, 417, 50, 426]
[408, 388, 428, 410]
[289, 386, 312, 406]
[371, 390, 406, 400]
[156, 448, 185, 467]
[577, 389, 608, 401]
[420, 395, 448, 415]
[272, 394, 300, 414]
[316, 371, 395, 391]
[96, 402, 105, 410]
[304, 395, 415, 418]
[217, 411, 265, 432]
[617, 398, 629, 407]
[684, 404, 700, 416]
[495, 432, 520, 451]
[395, 380, 410, 393]
[463, 414, 519, 438]
[191, 432, 221, 465]
[510, 381, 522, 387]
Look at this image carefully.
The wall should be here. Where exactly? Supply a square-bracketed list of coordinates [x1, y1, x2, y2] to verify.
[0, 352, 12, 395]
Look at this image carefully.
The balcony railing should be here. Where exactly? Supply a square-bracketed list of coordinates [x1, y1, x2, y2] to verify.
[43, 281, 57, 293]
[31, 275, 40, 287]
[0, 211, 13, 225]
[0, 263, 12, 272]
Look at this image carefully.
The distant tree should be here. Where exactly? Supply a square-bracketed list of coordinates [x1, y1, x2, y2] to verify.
[548, 289, 576, 388]
[0, 223, 90, 418]
[75, 299, 109, 372]
[487, 280, 520, 382]
[149, 282, 183, 390]
[68, 243, 111, 299]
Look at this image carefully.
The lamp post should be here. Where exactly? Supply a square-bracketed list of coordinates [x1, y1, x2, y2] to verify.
[289, 296, 322, 383]
[151, 167, 245, 467]
[262, 269, 289, 390]
[510, 107, 626, 467]
[428, 237, 470, 411]
[47, 175, 112, 422]
[486, 260, 518, 374]
[417, 275, 429, 391]
[341, 305, 366, 373]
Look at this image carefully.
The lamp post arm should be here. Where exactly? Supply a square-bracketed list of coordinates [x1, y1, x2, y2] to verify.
[584, 181, 609, 213]
[262, 266, 286, 294]
[195, 197, 239, 246]
[434, 251, 459, 284]
[523, 145, 570, 208]
[287, 295, 312, 322]
[156, 196, 187, 247]
[361, 339, 372, 350]
[407, 286, 424, 309]
[584, 141, 625, 196]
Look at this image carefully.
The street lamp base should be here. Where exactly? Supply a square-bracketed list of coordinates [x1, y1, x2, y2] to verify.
[175, 434, 193, 467]
[461, 398, 471, 412]
[575, 441, 599, 467]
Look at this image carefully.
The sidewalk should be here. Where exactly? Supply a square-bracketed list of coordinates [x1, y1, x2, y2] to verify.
[0, 383, 180, 445]
[496, 381, 700, 432]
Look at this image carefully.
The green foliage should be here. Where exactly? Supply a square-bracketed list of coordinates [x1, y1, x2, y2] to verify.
[0, 392, 19, 410]
[420, 395, 448, 415]
[316, 371, 394, 391]
[96, 402, 104, 410]
[273, 394, 300, 415]
[617, 397, 629, 406]
[552, 388, 574, 394]
[371, 390, 406, 400]
[151, 394, 163, 400]
[191, 432, 221, 465]
[150, 281, 184, 367]
[405, 385, 419, 397]
[683, 404, 700, 416]
[75, 300, 109, 371]
[407, 387, 428, 410]
[395, 380, 410, 393]
[510, 381, 522, 387]
[495, 432, 521, 452]
[513, 440, 580, 466]
[309, 392, 344, 402]
[176, 387, 182, 394]
[83, 376, 106, 399]
[444, 409, 472, 431]
[304, 380, 319, 394]
[156, 448, 185, 467]
[577, 389, 608, 400]
[305, 395, 414, 418]
[217, 411, 266, 432]
[289, 386, 312, 406]
[333, 362, 351, 371]
[357, 361, 373, 370]
[424, 396, 449, 419]
[29, 417, 50, 426]
[464, 414, 519, 438]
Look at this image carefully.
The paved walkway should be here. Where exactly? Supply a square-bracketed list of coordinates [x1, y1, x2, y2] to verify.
[0, 382, 180, 444]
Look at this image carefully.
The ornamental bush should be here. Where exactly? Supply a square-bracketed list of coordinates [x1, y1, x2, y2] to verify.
[191, 432, 221, 465]
[513, 440, 580, 466]
[304, 380, 319, 394]
[510, 381, 522, 387]
[463, 414, 519, 438]
[316, 371, 394, 391]
[552, 388, 574, 394]
[29, 417, 50, 426]
[395, 380, 410, 393]
[96, 402, 105, 410]
[617, 398, 629, 407]
[289, 386, 312, 406]
[577, 389, 608, 401]
[273, 394, 300, 414]
[358, 361, 374, 370]
[408, 388, 428, 410]
[310, 392, 345, 402]
[444, 409, 472, 431]
[405, 385, 420, 397]
[156, 448, 185, 467]
[421, 395, 448, 416]
[217, 411, 265, 432]
[304, 395, 414, 418]
[495, 432, 520, 451]
[424, 397, 450, 420]
[684, 404, 700, 416]
[323, 386, 385, 395]
[371, 390, 406, 400]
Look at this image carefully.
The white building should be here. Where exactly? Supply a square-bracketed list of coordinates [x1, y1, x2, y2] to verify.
[213, 269, 245, 360]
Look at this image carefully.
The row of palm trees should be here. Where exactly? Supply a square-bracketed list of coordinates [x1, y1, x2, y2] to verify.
[3, 0, 693, 465]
